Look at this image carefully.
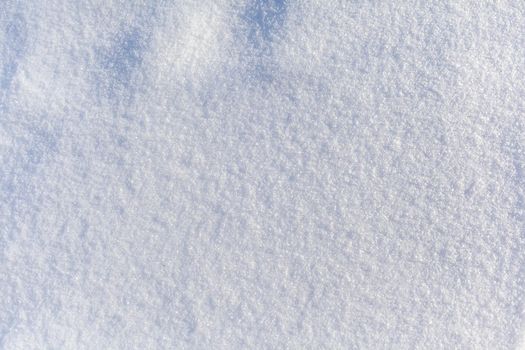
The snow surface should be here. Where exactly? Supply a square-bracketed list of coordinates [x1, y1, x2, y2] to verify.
[1, 0, 525, 349]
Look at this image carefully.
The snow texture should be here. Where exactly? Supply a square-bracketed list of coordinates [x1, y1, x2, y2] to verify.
[1, 1, 525, 349]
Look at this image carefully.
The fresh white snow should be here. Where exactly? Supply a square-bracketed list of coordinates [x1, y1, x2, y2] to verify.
[1, 1, 525, 349]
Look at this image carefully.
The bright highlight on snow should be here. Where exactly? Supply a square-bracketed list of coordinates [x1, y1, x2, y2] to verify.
[1, 1, 525, 349]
